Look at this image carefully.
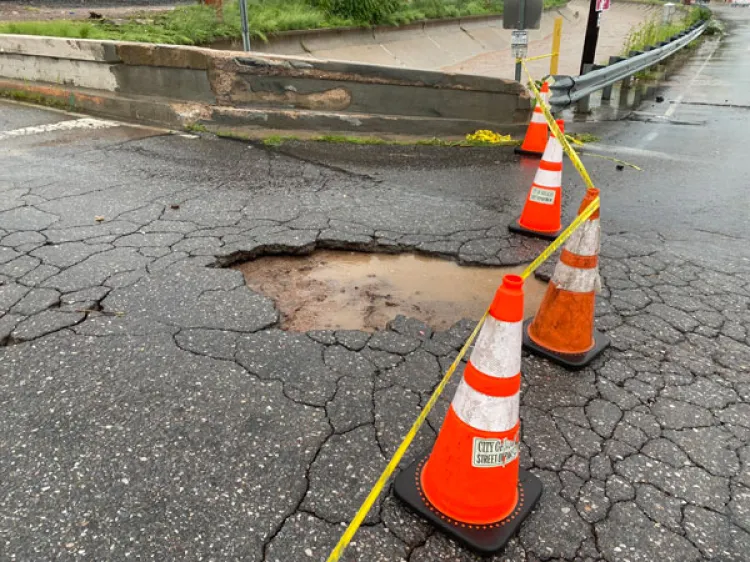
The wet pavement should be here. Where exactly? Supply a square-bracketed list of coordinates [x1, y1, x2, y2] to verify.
[1, 6, 750, 561]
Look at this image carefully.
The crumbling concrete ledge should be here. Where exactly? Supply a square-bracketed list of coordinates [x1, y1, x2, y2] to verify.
[0, 34, 532, 137]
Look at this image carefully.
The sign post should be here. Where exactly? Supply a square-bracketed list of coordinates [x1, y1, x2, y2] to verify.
[504, 0, 543, 81]
[239, 0, 251, 52]
[512, 30, 529, 81]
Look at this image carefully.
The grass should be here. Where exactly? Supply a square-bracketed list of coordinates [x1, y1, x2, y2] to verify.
[622, 6, 710, 55]
[568, 132, 600, 143]
[184, 122, 209, 133]
[255, 132, 519, 147]
[0, 5, 241, 44]
[0, 0, 569, 46]
[0, 89, 72, 110]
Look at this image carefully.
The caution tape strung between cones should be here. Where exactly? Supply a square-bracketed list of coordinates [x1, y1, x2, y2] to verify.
[325, 196, 600, 562]
[521, 60, 596, 192]
[516, 52, 555, 63]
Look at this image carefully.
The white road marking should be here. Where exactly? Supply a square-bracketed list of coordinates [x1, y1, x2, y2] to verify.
[580, 143, 693, 163]
[664, 41, 719, 118]
[638, 129, 660, 149]
[0, 118, 119, 141]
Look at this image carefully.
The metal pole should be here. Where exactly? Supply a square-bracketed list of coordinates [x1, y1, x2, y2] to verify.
[515, 0, 525, 82]
[239, 0, 251, 52]
[550, 17, 563, 75]
[579, 0, 600, 75]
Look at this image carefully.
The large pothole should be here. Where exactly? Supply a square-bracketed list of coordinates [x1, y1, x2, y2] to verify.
[233, 251, 548, 332]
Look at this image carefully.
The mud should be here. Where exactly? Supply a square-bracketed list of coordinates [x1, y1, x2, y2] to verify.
[233, 251, 548, 332]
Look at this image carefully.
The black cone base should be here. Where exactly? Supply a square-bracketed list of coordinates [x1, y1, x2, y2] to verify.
[509, 221, 562, 241]
[394, 455, 543, 556]
[522, 318, 610, 371]
[514, 146, 544, 157]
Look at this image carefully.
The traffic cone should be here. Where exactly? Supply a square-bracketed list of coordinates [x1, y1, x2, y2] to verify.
[515, 82, 550, 157]
[522, 188, 611, 370]
[395, 275, 543, 555]
[509, 119, 566, 240]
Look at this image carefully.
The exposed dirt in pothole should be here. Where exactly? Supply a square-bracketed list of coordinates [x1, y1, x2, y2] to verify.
[233, 251, 548, 332]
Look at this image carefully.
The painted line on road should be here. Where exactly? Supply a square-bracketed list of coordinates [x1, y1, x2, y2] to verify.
[640, 130, 659, 148]
[664, 40, 720, 119]
[0, 117, 120, 141]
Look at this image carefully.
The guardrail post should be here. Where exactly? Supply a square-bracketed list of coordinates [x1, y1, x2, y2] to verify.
[632, 79, 643, 107]
[601, 56, 623, 103]
[619, 77, 632, 109]
[576, 64, 594, 114]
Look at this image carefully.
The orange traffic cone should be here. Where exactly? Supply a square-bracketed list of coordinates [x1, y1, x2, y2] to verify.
[515, 82, 550, 157]
[509, 119, 566, 240]
[523, 188, 610, 369]
[395, 275, 542, 555]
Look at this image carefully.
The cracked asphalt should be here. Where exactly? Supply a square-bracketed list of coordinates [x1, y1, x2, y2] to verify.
[2, 7, 750, 561]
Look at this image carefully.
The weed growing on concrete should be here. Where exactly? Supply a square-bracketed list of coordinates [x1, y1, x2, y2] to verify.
[259, 133, 520, 147]
[0, 89, 72, 111]
[622, 6, 710, 55]
[568, 132, 600, 144]
[184, 123, 209, 133]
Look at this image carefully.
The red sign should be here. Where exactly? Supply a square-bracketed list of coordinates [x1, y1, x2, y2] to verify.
[596, 0, 611, 10]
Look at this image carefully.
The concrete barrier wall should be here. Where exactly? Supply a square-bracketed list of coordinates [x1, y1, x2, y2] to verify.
[0, 34, 531, 137]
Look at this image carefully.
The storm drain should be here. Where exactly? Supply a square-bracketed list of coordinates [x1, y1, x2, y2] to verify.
[233, 251, 547, 332]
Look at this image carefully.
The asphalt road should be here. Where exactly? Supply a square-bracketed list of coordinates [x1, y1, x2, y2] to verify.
[1, 6, 749, 562]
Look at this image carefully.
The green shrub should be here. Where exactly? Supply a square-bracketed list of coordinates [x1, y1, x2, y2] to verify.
[316, 0, 401, 24]
[688, 6, 711, 24]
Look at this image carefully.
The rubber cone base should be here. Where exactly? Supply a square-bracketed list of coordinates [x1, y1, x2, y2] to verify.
[522, 318, 611, 370]
[509, 221, 562, 241]
[514, 146, 544, 157]
[394, 455, 543, 556]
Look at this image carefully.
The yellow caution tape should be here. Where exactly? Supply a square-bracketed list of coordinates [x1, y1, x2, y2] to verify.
[466, 129, 513, 144]
[519, 196, 600, 280]
[516, 52, 555, 63]
[325, 195, 600, 562]
[521, 60, 596, 192]
[580, 151, 643, 171]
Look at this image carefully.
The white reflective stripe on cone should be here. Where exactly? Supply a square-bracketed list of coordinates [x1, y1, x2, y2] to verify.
[452, 378, 520, 432]
[531, 110, 547, 123]
[470, 317, 522, 378]
[533, 168, 562, 188]
[564, 219, 600, 257]
[541, 139, 563, 163]
[551, 261, 601, 293]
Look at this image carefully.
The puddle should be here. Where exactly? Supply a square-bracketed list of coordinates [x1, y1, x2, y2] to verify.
[233, 251, 548, 332]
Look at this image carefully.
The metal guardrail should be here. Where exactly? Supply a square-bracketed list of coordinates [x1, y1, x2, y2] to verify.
[549, 21, 708, 109]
